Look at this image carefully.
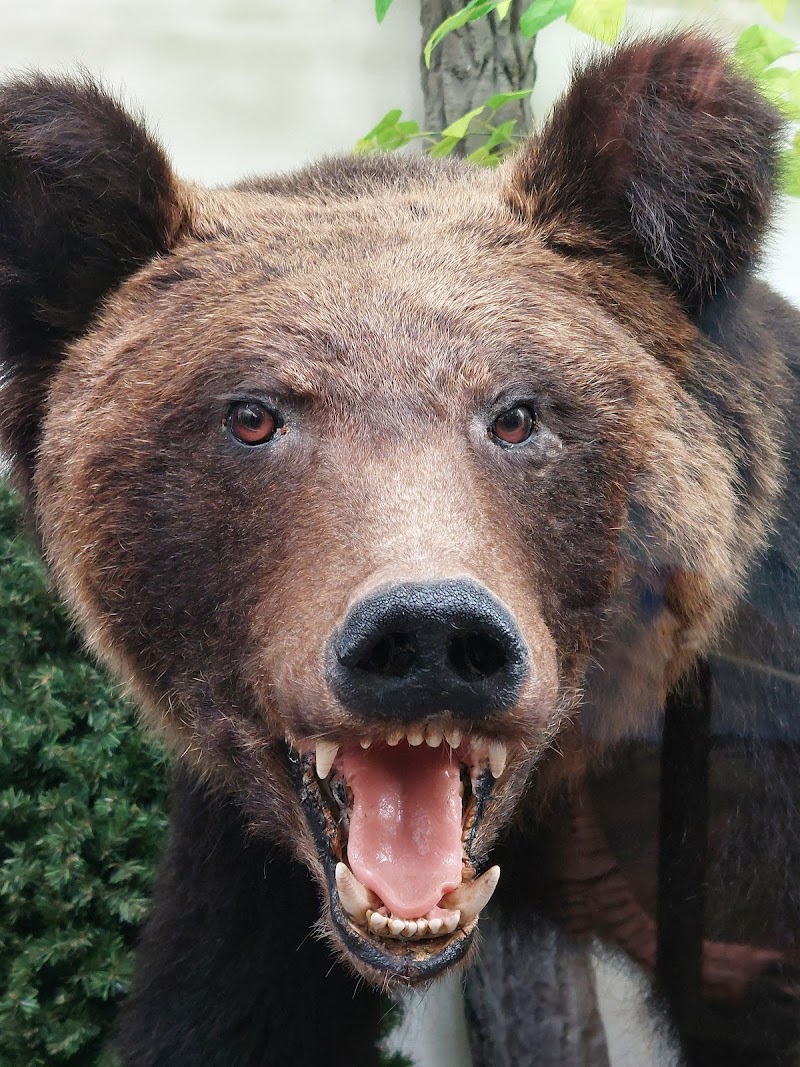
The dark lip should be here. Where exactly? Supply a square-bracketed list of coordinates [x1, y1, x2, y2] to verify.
[286, 741, 495, 983]
[325, 863, 477, 983]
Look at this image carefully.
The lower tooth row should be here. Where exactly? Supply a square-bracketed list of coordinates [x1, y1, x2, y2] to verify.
[366, 908, 461, 939]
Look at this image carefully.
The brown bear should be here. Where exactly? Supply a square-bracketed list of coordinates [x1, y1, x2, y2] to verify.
[1, 32, 799, 1066]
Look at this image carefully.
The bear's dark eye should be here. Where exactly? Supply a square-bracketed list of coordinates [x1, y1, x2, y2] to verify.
[227, 401, 281, 446]
[490, 405, 537, 446]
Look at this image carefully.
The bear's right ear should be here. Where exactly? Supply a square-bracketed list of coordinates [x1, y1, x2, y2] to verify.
[0, 74, 187, 494]
[506, 35, 782, 313]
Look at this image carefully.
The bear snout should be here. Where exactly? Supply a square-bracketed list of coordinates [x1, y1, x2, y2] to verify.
[325, 577, 530, 724]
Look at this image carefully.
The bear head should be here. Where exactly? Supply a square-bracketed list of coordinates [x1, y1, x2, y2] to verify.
[0, 37, 784, 986]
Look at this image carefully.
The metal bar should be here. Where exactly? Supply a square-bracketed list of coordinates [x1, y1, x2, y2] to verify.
[656, 657, 713, 1032]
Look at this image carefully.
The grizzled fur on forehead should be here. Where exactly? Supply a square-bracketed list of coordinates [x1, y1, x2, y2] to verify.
[81, 188, 655, 405]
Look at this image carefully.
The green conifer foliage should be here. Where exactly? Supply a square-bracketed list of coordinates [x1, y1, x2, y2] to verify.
[0, 481, 168, 1066]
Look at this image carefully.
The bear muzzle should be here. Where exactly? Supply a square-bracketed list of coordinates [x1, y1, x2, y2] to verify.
[281, 578, 537, 982]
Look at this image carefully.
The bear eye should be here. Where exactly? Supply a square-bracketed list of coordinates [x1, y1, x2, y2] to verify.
[490, 405, 537, 446]
[227, 401, 281, 446]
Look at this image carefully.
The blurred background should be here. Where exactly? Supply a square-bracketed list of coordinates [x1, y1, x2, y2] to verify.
[0, 0, 795, 302]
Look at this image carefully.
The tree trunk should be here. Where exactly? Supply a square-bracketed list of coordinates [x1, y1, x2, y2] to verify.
[419, 0, 536, 154]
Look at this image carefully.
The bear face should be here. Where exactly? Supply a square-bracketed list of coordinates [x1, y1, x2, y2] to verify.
[35, 177, 643, 981]
[0, 37, 787, 989]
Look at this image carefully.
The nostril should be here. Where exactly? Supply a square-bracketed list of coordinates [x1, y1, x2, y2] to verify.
[328, 579, 529, 721]
[353, 632, 417, 677]
[448, 631, 507, 681]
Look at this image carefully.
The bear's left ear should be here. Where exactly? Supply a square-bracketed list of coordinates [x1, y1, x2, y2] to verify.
[0, 74, 187, 493]
[506, 35, 783, 311]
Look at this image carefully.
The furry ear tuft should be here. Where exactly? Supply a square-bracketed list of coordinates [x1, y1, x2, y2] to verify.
[507, 34, 783, 310]
[0, 74, 186, 489]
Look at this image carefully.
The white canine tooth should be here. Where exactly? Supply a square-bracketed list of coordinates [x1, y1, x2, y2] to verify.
[315, 740, 339, 779]
[360, 737, 372, 749]
[488, 741, 508, 779]
[335, 862, 380, 923]
[388, 917, 405, 936]
[426, 726, 443, 748]
[369, 910, 389, 933]
[387, 730, 403, 746]
[407, 726, 424, 746]
[427, 917, 443, 936]
[445, 727, 462, 749]
[440, 866, 501, 926]
[443, 910, 461, 934]
[401, 921, 418, 938]
[415, 918, 428, 938]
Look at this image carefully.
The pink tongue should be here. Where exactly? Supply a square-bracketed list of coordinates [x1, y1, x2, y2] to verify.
[340, 742, 463, 920]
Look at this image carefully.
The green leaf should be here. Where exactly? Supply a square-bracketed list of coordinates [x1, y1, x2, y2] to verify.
[375, 0, 394, 21]
[566, 0, 624, 44]
[735, 25, 795, 76]
[497, 0, 512, 16]
[520, 0, 577, 37]
[467, 145, 501, 166]
[758, 66, 800, 118]
[354, 110, 422, 155]
[759, 0, 787, 21]
[361, 109, 403, 141]
[462, 119, 518, 167]
[485, 119, 518, 150]
[467, 145, 491, 164]
[485, 88, 534, 109]
[424, 1, 503, 67]
[441, 105, 486, 139]
[780, 134, 800, 197]
[428, 135, 463, 158]
[380, 120, 421, 150]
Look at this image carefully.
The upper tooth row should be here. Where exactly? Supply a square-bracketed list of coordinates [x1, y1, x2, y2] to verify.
[374, 725, 462, 750]
[314, 728, 460, 779]
[314, 733, 508, 780]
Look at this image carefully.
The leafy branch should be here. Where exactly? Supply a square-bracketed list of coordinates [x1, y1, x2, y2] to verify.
[369, 0, 800, 196]
[355, 89, 532, 164]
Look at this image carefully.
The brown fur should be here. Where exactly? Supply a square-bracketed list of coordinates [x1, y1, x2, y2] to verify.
[0, 31, 797, 1061]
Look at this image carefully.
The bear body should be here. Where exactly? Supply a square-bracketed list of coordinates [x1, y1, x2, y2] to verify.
[2, 36, 800, 1065]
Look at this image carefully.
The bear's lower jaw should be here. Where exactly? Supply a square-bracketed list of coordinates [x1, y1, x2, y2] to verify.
[288, 734, 501, 983]
[325, 858, 480, 985]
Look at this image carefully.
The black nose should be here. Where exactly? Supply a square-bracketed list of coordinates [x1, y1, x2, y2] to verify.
[326, 579, 529, 722]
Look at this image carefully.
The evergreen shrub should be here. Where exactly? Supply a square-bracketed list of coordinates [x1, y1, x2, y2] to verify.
[0, 480, 168, 1066]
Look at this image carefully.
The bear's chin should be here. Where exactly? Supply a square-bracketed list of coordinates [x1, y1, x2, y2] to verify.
[286, 734, 503, 985]
[325, 864, 480, 986]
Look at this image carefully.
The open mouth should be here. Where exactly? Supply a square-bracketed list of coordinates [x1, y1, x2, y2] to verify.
[289, 724, 506, 983]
